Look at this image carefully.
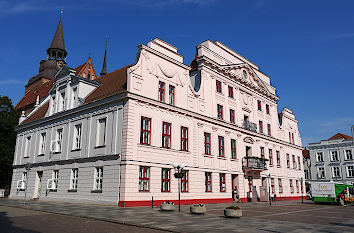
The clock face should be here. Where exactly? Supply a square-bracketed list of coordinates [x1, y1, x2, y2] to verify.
[57, 61, 64, 69]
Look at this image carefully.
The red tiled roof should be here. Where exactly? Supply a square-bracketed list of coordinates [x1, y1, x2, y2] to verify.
[75, 63, 86, 74]
[328, 133, 352, 140]
[15, 80, 55, 111]
[302, 149, 309, 158]
[85, 65, 130, 104]
[21, 102, 49, 125]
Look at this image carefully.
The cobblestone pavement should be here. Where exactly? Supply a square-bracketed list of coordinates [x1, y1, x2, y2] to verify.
[1, 198, 354, 233]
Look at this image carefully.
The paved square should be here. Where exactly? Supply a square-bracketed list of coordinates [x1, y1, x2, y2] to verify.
[1, 198, 354, 232]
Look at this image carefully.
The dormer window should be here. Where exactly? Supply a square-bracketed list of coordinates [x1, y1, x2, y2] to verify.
[59, 92, 66, 112]
[72, 87, 78, 108]
[243, 70, 247, 79]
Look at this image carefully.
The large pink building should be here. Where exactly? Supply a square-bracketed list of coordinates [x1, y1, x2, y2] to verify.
[10, 18, 304, 206]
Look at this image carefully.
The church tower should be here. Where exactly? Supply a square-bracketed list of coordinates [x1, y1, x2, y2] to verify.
[25, 10, 67, 93]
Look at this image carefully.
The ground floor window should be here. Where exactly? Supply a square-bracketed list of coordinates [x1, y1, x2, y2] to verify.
[205, 172, 212, 192]
[278, 179, 283, 193]
[181, 171, 189, 192]
[70, 168, 78, 190]
[290, 179, 294, 193]
[271, 178, 275, 194]
[161, 168, 170, 192]
[296, 180, 299, 193]
[219, 173, 226, 192]
[139, 166, 150, 191]
[94, 167, 103, 191]
[52, 170, 59, 190]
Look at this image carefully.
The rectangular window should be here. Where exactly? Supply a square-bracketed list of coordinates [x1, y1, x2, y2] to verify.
[205, 172, 212, 192]
[267, 124, 271, 136]
[298, 156, 301, 170]
[22, 172, 27, 187]
[229, 109, 235, 123]
[260, 147, 265, 158]
[39, 133, 46, 155]
[181, 171, 189, 192]
[345, 150, 353, 160]
[72, 87, 78, 107]
[331, 151, 339, 161]
[218, 136, 225, 157]
[140, 117, 151, 145]
[161, 168, 171, 192]
[96, 118, 106, 147]
[24, 136, 31, 158]
[204, 132, 211, 155]
[217, 104, 223, 120]
[52, 170, 59, 190]
[278, 178, 283, 193]
[296, 180, 299, 193]
[259, 121, 263, 133]
[269, 149, 273, 165]
[286, 154, 290, 168]
[231, 139, 237, 159]
[292, 133, 295, 144]
[271, 178, 275, 193]
[290, 179, 294, 193]
[180, 127, 188, 151]
[266, 104, 270, 115]
[289, 132, 292, 143]
[276, 151, 281, 167]
[139, 166, 150, 191]
[316, 152, 324, 162]
[347, 166, 354, 177]
[169, 85, 175, 105]
[94, 167, 103, 191]
[220, 173, 226, 192]
[56, 129, 63, 152]
[51, 96, 56, 113]
[162, 122, 171, 148]
[73, 124, 82, 150]
[292, 155, 297, 169]
[70, 168, 78, 190]
[60, 92, 66, 111]
[332, 166, 341, 178]
[216, 80, 222, 93]
[257, 100, 262, 111]
[158, 81, 165, 102]
[228, 86, 233, 98]
[318, 167, 325, 178]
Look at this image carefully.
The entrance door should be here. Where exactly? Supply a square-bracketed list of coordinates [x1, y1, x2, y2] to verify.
[231, 174, 239, 201]
[33, 171, 43, 199]
[252, 186, 258, 202]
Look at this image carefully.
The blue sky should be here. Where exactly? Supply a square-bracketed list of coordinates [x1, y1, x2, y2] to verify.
[0, 0, 353, 146]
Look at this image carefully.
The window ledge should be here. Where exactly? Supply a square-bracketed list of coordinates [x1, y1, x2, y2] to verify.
[71, 148, 81, 152]
[91, 189, 102, 193]
[37, 154, 45, 157]
[138, 144, 190, 154]
[53, 151, 61, 154]
[68, 189, 78, 192]
[230, 158, 238, 161]
[217, 156, 227, 160]
[203, 154, 213, 158]
[94, 145, 106, 149]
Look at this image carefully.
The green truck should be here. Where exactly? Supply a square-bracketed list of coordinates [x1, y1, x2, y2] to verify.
[311, 181, 353, 203]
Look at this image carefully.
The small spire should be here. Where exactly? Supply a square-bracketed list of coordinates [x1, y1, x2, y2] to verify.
[100, 40, 107, 76]
[48, 9, 67, 57]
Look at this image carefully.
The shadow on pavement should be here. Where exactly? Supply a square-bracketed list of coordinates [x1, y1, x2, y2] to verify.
[0, 211, 39, 233]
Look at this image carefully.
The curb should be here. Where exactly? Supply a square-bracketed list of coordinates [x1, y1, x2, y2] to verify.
[0, 203, 183, 233]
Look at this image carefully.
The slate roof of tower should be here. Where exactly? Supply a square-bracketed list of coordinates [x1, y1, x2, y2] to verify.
[48, 15, 66, 52]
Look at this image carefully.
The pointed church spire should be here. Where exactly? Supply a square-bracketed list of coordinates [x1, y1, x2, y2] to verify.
[100, 40, 107, 76]
[47, 9, 67, 60]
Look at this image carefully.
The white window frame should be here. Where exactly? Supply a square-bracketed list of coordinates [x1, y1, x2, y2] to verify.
[24, 136, 31, 158]
[59, 91, 66, 112]
[38, 132, 46, 155]
[72, 87, 78, 108]
[70, 168, 78, 190]
[316, 152, 324, 162]
[72, 124, 82, 150]
[96, 118, 107, 147]
[93, 167, 103, 191]
[345, 150, 353, 160]
[346, 165, 354, 178]
[56, 129, 63, 152]
[330, 151, 339, 161]
[318, 167, 325, 179]
[52, 170, 59, 190]
[332, 166, 341, 178]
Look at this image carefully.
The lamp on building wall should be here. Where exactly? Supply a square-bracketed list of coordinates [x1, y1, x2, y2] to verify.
[24, 163, 31, 206]
[172, 163, 185, 212]
[300, 177, 304, 204]
[267, 173, 271, 206]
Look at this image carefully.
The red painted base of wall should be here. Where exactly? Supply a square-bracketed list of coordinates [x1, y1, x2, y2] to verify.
[118, 196, 305, 207]
[118, 198, 233, 207]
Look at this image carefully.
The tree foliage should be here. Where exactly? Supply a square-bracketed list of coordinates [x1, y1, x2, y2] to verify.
[0, 96, 19, 188]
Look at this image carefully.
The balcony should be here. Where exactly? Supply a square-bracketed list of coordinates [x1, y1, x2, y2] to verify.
[242, 120, 258, 133]
[242, 157, 267, 171]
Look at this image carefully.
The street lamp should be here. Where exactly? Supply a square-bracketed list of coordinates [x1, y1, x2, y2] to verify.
[172, 163, 185, 212]
[300, 177, 304, 203]
[24, 163, 31, 206]
[267, 173, 271, 206]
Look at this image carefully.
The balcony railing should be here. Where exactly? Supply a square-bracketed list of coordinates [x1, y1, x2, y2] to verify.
[242, 120, 258, 133]
[242, 157, 267, 171]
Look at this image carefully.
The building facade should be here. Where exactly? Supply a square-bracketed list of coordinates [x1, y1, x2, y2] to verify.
[308, 133, 354, 184]
[10, 17, 305, 206]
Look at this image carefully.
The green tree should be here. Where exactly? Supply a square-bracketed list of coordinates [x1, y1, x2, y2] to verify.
[0, 96, 19, 189]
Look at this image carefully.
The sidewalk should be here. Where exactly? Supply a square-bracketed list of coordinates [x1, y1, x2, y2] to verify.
[0, 198, 353, 233]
